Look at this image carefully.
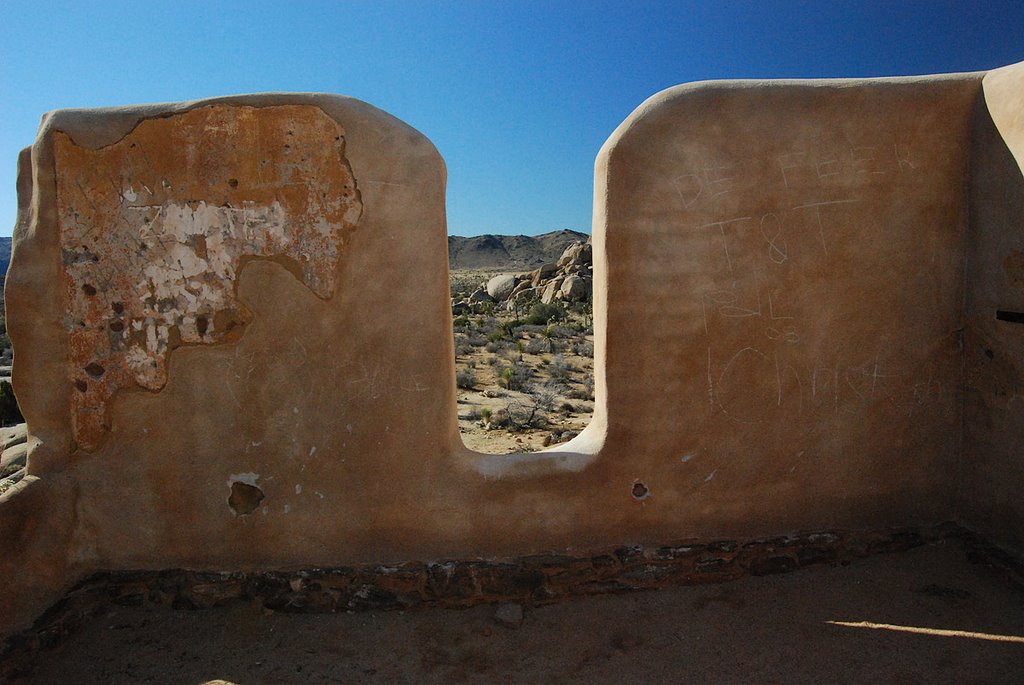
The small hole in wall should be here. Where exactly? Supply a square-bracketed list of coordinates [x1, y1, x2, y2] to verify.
[74, 379, 88, 393]
[985, 348, 994, 360]
[228, 178, 238, 189]
[84, 362, 105, 378]
[228, 482, 265, 516]
[631, 481, 650, 500]
[81, 283, 97, 296]
[995, 310, 1024, 324]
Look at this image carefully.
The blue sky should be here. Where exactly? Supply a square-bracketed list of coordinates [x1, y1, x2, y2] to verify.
[2, 1, 1024, 237]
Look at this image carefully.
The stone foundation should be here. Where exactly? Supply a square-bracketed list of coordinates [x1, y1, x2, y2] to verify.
[10, 522, 1011, 675]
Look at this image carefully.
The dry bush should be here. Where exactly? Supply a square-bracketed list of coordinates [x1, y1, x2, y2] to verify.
[549, 354, 574, 382]
[456, 366, 477, 389]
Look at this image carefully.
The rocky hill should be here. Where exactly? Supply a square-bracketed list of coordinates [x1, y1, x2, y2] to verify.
[452, 236, 593, 315]
[447, 229, 588, 270]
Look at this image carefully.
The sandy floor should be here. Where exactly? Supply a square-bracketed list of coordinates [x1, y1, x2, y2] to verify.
[10, 540, 1024, 684]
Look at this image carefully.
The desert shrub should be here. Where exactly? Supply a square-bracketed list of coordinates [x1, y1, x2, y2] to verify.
[480, 407, 492, 424]
[498, 361, 532, 391]
[455, 367, 476, 389]
[500, 320, 522, 338]
[525, 338, 545, 355]
[0, 381, 22, 426]
[549, 354, 574, 382]
[506, 398, 547, 430]
[466, 334, 487, 347]
[572, 339, 594, 357]
[525, 302, 565, 326]
[531, 383, 560, 412]
[454, 336, 474, 356]
[478, 317, 501, 336]
[567, 375, 595, 401]
[485, 341, 501, 353]
[540, 327, 559, 353]
[452, 315, 471, 330]
[487, 330, 505, 344]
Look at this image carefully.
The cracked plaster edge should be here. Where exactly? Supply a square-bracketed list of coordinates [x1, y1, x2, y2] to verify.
[8, 93, 445, 469]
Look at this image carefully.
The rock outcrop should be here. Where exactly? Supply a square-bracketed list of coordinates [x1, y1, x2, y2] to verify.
[0, 423, 28, 494]
[452, 238, 593, 313]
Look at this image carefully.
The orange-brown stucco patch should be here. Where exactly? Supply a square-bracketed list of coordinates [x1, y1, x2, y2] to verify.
[54, 104, 362, 451]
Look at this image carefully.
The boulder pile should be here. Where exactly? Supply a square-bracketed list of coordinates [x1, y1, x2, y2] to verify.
[452, 238, 593, 314]
[0, 423, 28, 495]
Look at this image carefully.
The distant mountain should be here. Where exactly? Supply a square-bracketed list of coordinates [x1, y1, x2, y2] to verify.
[447, 229, 589, 271]
[0, 238, 11, 277]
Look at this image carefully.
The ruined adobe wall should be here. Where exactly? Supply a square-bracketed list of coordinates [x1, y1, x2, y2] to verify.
[962, 61, 1024, 555]
[1, 95, 457, 633]
[0, 72, 1001, 637]
[586, 75, 980, 535]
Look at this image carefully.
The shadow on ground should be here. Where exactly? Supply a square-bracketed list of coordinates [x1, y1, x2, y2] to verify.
[10, 540, 1024, 684]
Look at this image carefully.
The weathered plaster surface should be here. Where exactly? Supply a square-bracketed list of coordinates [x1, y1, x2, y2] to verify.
[3, 64, 1024, 640]
[961, 61, 1024, 553]
[54, 105, 362, 450]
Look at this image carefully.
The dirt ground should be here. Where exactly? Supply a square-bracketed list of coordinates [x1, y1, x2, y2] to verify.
[10, 540, 1023, 684]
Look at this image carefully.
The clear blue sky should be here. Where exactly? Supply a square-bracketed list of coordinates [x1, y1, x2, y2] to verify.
[2, 1, 1024, 237]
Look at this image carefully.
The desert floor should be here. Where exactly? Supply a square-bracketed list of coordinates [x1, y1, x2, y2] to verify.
[451, 269, 595, 455]
[8, 539, 1023, 684]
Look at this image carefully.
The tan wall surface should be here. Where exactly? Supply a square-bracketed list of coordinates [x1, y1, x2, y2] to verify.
[589, 75, 979, 536]
[962, 61, 1024, 554]
[2, 68, 1017, 637]
[1, 94, 458, 632]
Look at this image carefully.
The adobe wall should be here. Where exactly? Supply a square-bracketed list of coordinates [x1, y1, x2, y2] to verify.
[2, 67, 1018, 637]
[588, 75, 980, 535]
[962, 61, 1024, 554]
[1, 95, 458, 633]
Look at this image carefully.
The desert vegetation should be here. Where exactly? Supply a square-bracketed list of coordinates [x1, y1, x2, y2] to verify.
[452, 262, 598, 454]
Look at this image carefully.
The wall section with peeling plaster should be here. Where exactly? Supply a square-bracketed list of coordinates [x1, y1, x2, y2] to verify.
[2, 63, 1024, 637]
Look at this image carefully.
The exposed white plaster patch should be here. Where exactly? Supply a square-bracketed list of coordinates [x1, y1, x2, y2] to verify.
[295, 484, 302, 494]
[681, 452, 696, 463]
[704, 470, 718, 483]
